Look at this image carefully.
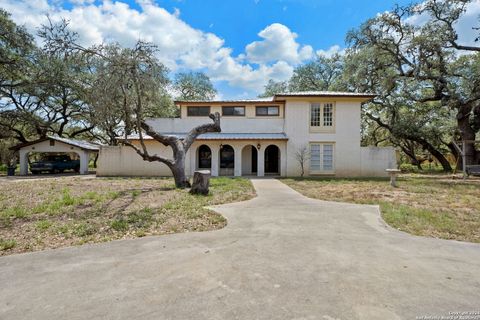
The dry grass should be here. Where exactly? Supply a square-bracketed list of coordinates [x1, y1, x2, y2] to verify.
[0, 176, 255, 255]
[282, 175, 480, 243]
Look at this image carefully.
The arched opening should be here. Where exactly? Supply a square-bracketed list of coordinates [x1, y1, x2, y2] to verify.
[241, 145, 258, 176]
[197, 145, 212, 170]
[219, 144, 234, 176]
[264, 145, 280, 175]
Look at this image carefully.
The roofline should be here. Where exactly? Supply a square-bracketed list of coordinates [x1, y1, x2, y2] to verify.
[273, 93, 377, 99]
[9, 138, 50, 150]
[174, 100, 284, 105]
[9, 136, 100, 151]
[174, 93, 376, 105]
[125, 137, 289, 141]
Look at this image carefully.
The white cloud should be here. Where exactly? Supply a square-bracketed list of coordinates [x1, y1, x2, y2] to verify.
[316, 45, 345, 58]
[245, 23, 313, 64]
[0, 0, 315, 96]
[452, 0, 480, 48]
[68, 0, 95, 5]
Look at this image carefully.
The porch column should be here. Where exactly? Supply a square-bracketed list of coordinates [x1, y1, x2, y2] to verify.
[280, 143, 287, 177]
[79, 151, 89, 175]
[19, 149, 29, 175]
[210, 147, 219, 177]
[234, 146, 242, 177]
[257, 146, 265, 177]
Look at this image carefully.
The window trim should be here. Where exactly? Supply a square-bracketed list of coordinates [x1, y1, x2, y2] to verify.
[309, 102, 335, 132]
[222, 106, 246, 117]
[255, 105, 280, 117]
[187, 106, 211, 117]
[309, 142, 335, 175]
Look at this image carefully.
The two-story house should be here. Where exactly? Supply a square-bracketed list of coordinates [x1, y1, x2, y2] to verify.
[97, 91, 396, 177]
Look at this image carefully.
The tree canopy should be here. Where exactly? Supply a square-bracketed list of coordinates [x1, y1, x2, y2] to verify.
[1, 1, 480, 171]
[173, 71, 217, 101]
[0, 13, 218, 152]
[259, 0, 480, 169]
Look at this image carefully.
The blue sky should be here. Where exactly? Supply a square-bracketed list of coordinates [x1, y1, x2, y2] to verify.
[154, 0, 412, 57]
[2, 0, 477, 99]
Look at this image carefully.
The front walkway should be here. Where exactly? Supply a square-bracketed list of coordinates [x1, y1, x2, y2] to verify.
[1, 179, 479, 319]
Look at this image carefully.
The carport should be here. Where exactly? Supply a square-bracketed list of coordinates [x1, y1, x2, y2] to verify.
[11, 136, 100, 175]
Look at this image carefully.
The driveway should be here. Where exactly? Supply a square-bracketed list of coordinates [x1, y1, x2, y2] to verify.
[1, 179, 479, 320]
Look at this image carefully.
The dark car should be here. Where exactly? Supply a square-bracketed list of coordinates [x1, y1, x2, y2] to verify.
[30, 155, 80, 174]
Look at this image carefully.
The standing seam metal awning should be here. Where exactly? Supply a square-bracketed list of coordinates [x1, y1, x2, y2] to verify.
[126, 133, 288, 140]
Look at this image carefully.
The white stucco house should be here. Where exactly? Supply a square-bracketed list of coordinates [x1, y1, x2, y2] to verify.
[97, 91, 396, 177]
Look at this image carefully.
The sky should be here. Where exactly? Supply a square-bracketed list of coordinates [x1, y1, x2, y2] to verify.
[1, 0, 479, 99]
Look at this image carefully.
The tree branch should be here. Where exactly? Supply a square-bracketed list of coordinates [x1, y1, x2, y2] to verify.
[183, 112, 221, 151]
[121, 139, 174, 167]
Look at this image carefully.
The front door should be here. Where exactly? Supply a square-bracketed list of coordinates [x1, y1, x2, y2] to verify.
[264, 145, 279, 174]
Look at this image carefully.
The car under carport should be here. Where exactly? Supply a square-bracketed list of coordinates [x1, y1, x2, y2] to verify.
[10, 136, 100, 175]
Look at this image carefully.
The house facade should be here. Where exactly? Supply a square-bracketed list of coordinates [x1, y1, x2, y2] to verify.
[97, 91, 396, 177]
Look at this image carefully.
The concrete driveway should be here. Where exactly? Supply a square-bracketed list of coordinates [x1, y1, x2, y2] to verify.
[1, 179, 479, 320]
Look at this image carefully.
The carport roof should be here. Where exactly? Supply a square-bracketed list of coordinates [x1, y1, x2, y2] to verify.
[10, 136, 101, 151]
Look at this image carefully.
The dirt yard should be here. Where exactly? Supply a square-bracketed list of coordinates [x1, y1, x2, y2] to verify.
[0, 176, 255, 255]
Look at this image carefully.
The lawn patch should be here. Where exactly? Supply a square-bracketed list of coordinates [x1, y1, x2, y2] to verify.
[0, 176, 255, 255]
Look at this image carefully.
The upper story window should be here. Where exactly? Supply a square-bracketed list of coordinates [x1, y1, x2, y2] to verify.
[256, 106, 279, 116]
[310, 103, 334, 128]
[187, 106, 210, 117]
[222, 106, 245, 116]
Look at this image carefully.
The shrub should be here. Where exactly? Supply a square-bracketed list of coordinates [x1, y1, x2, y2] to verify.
[0, 239, 16, 251]
[111, 219, 128, 231]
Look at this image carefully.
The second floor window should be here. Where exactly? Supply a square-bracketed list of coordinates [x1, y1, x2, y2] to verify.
[310, 103, 334, 128]
[256, 106, 279, 116]
[222, 106, 245, 116]
[187, 106, 210, 116]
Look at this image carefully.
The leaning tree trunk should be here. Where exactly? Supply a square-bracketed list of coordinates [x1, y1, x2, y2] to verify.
[171, 151, 191, 188]
[420, 141, 452, 172]
[123, 112, 221, 189]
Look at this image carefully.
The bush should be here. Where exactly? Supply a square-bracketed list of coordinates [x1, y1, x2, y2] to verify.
[399, 162, 448, 173]
[399, 163, 419, 173]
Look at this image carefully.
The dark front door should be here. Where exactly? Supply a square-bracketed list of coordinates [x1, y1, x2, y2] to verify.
[265, 145, 279, 174]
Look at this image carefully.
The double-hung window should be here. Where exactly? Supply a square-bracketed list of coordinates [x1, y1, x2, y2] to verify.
[310, 103, 334, 130]
[310, 143, 335, 173]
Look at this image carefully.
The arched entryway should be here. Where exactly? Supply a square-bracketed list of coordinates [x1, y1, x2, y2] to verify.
[241, 145, 258, 176]
[264, 145, 280, 175]
[197, 145, 212, 170]
[219, 144, 235, 176]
